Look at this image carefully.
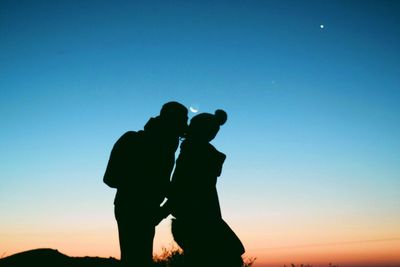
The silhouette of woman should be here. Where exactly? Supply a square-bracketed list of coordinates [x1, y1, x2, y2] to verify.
[168, 110, 245, 267]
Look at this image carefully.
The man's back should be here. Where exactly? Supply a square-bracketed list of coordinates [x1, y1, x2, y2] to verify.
[103, 131, 142, 189]
[108, 101, 188, 267]
[113, 118, 179, 210]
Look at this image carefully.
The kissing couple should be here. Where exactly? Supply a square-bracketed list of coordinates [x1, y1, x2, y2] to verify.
[103, 101, 245, 267]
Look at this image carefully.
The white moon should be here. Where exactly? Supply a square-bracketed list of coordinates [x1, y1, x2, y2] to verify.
[189, 106, 199, 113]
[320, 24, 325, 29]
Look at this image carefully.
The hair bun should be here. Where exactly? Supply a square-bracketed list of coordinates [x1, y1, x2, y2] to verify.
[214, 109, 227, 126]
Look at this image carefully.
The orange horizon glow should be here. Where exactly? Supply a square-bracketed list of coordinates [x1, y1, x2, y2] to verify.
[3, 240, 400, 267]
[2, 218, 400, 267]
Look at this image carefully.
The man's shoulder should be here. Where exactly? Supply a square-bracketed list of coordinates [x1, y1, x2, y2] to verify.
[119, 130, 144, 139]
[115, 130, 145, 147]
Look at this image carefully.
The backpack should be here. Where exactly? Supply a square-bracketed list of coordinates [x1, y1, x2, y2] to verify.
[103, 131, 143, 188]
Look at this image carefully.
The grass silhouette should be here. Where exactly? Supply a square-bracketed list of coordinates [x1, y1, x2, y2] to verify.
[285, 264, 339, 267]
[153, 245, 256, 267]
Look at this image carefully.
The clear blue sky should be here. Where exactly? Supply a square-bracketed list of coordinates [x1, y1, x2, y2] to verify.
[1, 0, 400, 265]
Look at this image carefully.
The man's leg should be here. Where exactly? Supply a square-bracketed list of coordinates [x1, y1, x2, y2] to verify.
[135, 224, 155, 267]
[115, 205, 155, 267]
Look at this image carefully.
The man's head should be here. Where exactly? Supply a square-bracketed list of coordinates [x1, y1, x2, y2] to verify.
[159, 101, 188, 137]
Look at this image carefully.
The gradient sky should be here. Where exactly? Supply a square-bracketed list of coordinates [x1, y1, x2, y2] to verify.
[1, 1, 400, 266]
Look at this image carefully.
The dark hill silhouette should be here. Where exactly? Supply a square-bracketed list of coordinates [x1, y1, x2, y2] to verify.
[0, 248, 119, 267]
[0, 248, 256, 267]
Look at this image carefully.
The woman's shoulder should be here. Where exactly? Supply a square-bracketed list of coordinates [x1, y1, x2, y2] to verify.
[206, 143, 226, 162]
[181, 140, 225, 159]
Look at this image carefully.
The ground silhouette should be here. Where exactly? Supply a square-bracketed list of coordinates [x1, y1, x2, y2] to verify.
[0, 248, 256, 267]
[0, 248, 119, 267]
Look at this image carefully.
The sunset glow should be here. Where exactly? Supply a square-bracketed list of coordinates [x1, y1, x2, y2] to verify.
[1, 1, 400, 266]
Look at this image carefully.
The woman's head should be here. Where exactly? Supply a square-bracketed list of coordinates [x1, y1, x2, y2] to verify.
[186, 109, 227, 142]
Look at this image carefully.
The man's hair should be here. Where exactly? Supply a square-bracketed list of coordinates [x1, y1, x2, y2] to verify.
[160, 101, 188, 117]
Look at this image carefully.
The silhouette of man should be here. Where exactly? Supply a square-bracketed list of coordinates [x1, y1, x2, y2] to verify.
[104, 102, 188, 267]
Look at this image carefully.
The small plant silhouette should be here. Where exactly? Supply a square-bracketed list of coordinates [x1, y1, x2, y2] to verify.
[243, 256, 257, 267]
[284, 264, 338, 267]
[153, 245, 256, 267]
[154, 245, 185, 267]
